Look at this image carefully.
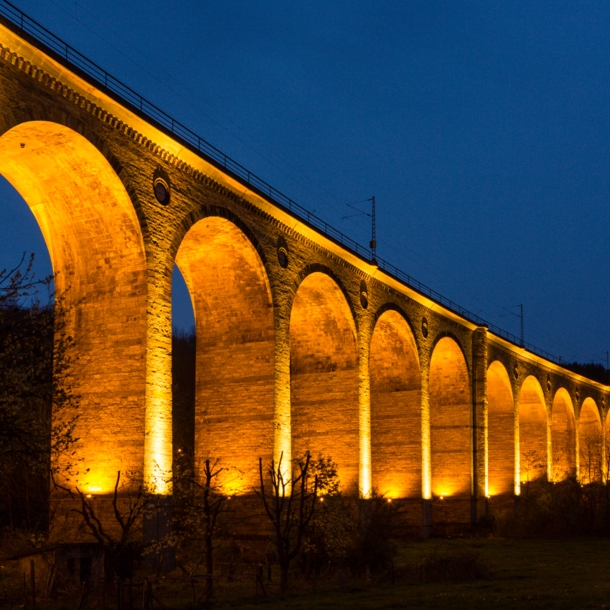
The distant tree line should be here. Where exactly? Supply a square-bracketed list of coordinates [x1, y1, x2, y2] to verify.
[0, 255, 77, 532]
[172, 327, 196, 457]
[563, 361, 609, 385]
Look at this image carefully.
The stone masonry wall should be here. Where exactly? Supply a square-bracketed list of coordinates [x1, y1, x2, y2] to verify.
[1, 22, 610, 536]
[370, 309, 421, 499]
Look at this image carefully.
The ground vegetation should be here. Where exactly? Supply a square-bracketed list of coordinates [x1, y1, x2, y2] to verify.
[0, 254, 78, 532]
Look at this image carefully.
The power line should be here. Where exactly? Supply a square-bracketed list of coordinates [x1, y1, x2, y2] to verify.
[45, 0, 356, 223]
[43, 1, 575, 358]
[342, 197, 376, 262]
[22, 1, 604, 365]
[501, 305, 524, 347]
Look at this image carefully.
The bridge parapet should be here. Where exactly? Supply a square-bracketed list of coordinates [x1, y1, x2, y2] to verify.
[0, 8, 608, 539]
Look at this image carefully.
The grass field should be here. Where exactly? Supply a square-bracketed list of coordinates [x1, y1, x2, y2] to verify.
[196, 538, 610, 610]
[112, 537, 610, 610]
[6, 538, 610, 609]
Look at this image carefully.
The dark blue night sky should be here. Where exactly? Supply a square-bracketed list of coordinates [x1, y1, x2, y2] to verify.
[2, 0, 610, 363]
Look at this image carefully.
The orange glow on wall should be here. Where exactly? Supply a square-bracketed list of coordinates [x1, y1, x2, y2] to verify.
[551, 388, 576, 481]
[517, 375, 547, 491]
[578, 397, 602, 484]
[487, 361, 515, 496]
[429, 336, 471, 500]
[0, 121, 150, 494]
[370, 309, 421, 499]
[421, 373, 432, 501]
[358, 323, 372, 499]
[176, 217, 275, 492]
[290, 272, 359, 491]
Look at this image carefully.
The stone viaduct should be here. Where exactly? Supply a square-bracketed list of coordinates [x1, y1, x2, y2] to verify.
[0, 7, 607, 531]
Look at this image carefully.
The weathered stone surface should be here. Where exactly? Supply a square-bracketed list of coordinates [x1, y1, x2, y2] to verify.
[1, 19, 609, 534]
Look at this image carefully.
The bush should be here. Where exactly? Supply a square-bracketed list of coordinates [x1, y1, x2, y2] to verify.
[419, 550, 490, 582]
[493, 477, 610, 538]
[345, 494, 403, 576]
[0, 255, 78, 533]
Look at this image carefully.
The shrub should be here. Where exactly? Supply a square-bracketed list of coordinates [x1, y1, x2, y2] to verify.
[493, 477, 610, 538]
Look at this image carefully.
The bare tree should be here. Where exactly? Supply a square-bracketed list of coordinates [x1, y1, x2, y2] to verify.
[520, 450, 546, 486]
[580, 432, 603, 485]
[163, 451, 241, 603]
[73, 471, 149, 583]
[0, 254, 79, 531]
[190, 458, 228, 599]
[256, 453, 318, 594]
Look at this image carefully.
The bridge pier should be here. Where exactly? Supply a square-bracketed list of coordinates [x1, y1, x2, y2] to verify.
[472, 327, 489, 523]
[0, 9, 606, 548]
[421, 499, 432, 538]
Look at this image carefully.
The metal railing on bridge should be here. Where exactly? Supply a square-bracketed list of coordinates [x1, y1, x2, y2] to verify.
[0, 0, 566, 367]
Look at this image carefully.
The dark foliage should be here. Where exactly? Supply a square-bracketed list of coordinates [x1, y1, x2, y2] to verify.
[346, 494, 403, 576]
[0, 255, 78, 532]
[493, 477, 610, 538]
[172, 327, 196, 458]
[74, 471, 148, 583]
[419, 550, 489, 582]
[299, 461, 401, 581]
[257, 453, 318, 593]
[563, 361, 609, 385]
[302, 456, 353, 574]
[186, 458, 228, 599]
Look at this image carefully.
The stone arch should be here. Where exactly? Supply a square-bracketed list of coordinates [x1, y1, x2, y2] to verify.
[292, 264, 358, 330]
[0, 104, 151, 239]
[171, 205, 269, 274]
[430, 331, 470, 369]
[0, 120, 148, 493]
[175, 215, 275, 493]
[373, 302, 419, 346]
[429, 335, 471, 521]
[370, 308, 421, 498]
[551, 387, 576, 481]
[487, 360, 514, 496]
[579, 397, 602, 483]
[518, 375, 547, 487]
[290, 271, 359, 490]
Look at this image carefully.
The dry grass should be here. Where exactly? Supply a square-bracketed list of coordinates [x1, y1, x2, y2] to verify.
[5, 537, 610, 609]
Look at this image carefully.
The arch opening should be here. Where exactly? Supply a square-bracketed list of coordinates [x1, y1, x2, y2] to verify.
[551, 388, 576, 481]
[171, 268, 196, 465]
[487, 361, 514, 497]
[0, 121, 149, 494]
[579, 397, 602, 484]
[175, 216, 275, 493]
[0, 174, 52, 280]
[518, 375, 547, 488]
[429, 336, 471, 522]
[370, 310, 421, 499]
[290, 272, 359, 490]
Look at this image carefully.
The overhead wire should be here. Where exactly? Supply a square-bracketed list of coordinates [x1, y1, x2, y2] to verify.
[45, 0, 354, 222]
[30, 0, 604, 364]
[38, 3, 552, 345]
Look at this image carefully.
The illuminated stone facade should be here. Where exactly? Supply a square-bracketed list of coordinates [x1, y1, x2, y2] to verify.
[1, 20, 609, 533]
